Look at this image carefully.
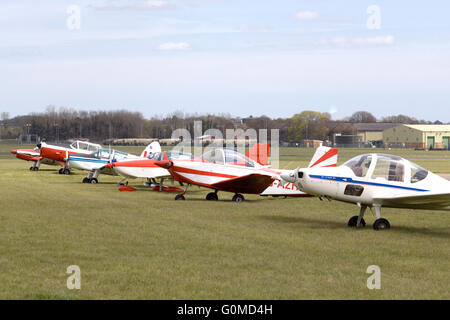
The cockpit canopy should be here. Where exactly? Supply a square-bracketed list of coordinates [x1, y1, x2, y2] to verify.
[201, 148, 256, 167]
[70, 141, 101, 151]
[342, 154, 428, 184]
[93, 148, 128, 160]
[149, 150, 194, 161]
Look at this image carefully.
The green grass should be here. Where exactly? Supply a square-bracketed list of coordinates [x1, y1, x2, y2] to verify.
[0, 145, 449, 299]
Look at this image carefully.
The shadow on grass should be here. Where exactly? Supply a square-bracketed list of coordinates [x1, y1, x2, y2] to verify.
[258, 215, 450, 238]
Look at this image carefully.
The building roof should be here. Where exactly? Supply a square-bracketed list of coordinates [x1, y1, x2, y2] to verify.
[352, 123, 400, 132]
[402, 124, 450, 132]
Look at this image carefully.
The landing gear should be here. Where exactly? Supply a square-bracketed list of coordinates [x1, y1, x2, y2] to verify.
[174, 184, 189, 200]
[30, 166, 38, 171]
[82, 170, 99, 184]
[59, 168, 70, 175]
[175, 194, 185, 200]
[348, 204, 390, 230]
[206, 192, 218, 201]
[232, 194, 245, 202]
[372, 205, 390, 231]
[348, 216, 366, 227]
[348, 205, 367, 228]
[59, 168, 63, 174]
[373, 218, 390, 230]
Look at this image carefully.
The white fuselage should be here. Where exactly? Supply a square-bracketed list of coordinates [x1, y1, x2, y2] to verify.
[295, 162, 450, 210]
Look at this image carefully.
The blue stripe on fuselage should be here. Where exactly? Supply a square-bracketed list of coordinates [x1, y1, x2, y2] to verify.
[308, 175, 429, 192]
[69, 157, 109, 164]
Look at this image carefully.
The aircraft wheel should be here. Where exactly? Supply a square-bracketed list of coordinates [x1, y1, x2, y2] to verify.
[29, 167, 34, 171]
[58, 168, 64, 174]
[206, 192, 218, 201]
[175, 194, 185, 201]
[90, 178, 98, 184]
[82, 178, 90, 183]
[373, 218, 390, 231]
[232, 194, 245, 202]
[348, 216, 366, 227]
[63, 169, 71, 175]
[33, 167, 39, 171]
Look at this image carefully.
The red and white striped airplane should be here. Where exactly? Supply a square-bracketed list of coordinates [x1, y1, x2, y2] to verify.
[154, 146, 338, 202]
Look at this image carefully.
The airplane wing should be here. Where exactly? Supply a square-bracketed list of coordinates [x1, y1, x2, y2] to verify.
[373, 192, 450, 210]
[12, 149, 42, 162]
[211, 173, 275, 194]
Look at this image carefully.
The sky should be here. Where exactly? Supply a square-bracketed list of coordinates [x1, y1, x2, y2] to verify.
[1, 0, 449, 121]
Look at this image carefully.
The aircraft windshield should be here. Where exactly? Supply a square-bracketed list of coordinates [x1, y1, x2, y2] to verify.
[166, 150, 193, 160]
[410, 162, 428, 183]
[70, 141, 100, 151]
[94, 149, 127, 159]
[342, 154, 373, 177]
[201, 149, 224, 164]
[224, 149, 255, 167]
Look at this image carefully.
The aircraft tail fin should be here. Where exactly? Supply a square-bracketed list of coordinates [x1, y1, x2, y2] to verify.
[140, 141, 161, 158]
[246, 143, 270, 166]
[308, 146, 338, 168]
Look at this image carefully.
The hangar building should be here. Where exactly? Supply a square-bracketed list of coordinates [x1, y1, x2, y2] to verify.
[383, 124, 450, 149]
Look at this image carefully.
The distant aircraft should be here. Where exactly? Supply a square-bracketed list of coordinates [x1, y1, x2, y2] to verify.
[67, 143, 156, 184]
[281, 153, 450, 230]
[154, 146, 338, 202]
[11, 140, 101, 173]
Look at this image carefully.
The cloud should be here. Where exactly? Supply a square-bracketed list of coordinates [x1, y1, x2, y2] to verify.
[319, 35, 395, 47]
[295, 11, 319, 21]
[157, 42, 191, 51]
[92, 0, 174, 11]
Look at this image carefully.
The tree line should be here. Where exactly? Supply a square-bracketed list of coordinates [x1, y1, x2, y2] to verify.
[0, 106, 445, 143]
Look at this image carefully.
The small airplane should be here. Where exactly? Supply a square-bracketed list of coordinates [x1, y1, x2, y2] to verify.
[104, 146, 195, 191]
[11, 140, 102, 173]
[67, 143, 157, 184]
[105, 143, 269, 191]
[153, 146, 338, 202]
[281, 153, 450, 230]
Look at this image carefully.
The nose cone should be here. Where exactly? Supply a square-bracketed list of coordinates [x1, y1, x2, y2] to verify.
[154, 160, 173, 169]
[280, 172, 296, 183]
[10, 149, 17, 155]
[104, 162, 114, 169]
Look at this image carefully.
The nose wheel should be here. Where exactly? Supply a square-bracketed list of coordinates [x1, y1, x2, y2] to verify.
[232, 194, 245, 202]
[348, 216, 366, 227]
[175, 194, 185, 200]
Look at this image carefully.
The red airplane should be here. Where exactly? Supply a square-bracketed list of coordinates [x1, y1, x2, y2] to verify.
[11, 140, 102, 174]
[154, 146, 338, 202]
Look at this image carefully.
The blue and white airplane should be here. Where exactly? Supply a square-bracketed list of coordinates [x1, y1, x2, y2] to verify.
[281, 153, 450, 230]
[67, 142, 159, 184]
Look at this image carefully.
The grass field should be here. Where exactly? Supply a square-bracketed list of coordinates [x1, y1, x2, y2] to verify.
[0, 143, 449, 299]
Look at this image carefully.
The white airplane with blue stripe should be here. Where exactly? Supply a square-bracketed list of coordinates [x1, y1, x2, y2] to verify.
[67, 142, 158, 184]
[281, 153, 450, 230]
